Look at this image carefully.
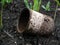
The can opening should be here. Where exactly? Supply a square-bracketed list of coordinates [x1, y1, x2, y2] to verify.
[17, 8, 30, 33]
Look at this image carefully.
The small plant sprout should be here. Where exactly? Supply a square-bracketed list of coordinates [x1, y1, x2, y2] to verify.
[55, 0, 60, 6]
[24, 0, 42, 12]
[29, 2, 33, 9]
[0, 0, 12, 29]
[33, 0, 42, 12]
[42, 1, 51, 11]
[1, 0, 12, 6]
[24, 0, 30, 8]
[54, 0, 60, 21]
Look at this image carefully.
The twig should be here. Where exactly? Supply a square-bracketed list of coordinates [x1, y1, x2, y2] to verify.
[4, 30, 14, 38]
[4, 30, 18, 45]
[54, 4, 58, 21]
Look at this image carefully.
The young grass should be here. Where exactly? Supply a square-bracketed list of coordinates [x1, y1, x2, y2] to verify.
[42, 1, 51, 11]
[33, 0, 42, 12]
[24, 0, 29, 8]
[24, 0, 42, 12]
[55, 0, 60, 6]
[0, 0, 12, 29]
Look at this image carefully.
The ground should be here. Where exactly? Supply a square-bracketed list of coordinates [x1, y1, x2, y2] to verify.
[0, 0, 60, 45]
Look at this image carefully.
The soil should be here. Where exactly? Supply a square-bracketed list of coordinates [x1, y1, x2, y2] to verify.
[0, 0, 60, 45]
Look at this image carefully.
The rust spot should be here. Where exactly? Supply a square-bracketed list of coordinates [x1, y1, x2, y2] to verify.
[44, 18, 50, 22]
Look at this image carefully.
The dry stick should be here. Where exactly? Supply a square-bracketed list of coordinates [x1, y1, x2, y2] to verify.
[54, 4, 58, 21]
[4, 30, 17, 45]
[4, 30, 14, 38]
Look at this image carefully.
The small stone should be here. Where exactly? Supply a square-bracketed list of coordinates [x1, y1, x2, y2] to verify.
[26, 43, 32, 45]
[19, 36, 23, 39]
[39, 44, 41, 45]
[15, 42, 16, 43]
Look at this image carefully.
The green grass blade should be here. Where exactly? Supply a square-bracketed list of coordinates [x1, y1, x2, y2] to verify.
[0, 7, 3, 29]
[33, 0, 39, 11]
[1, 0, 12, 6]
[6, 0, 12, 3]
[39, 0, 42, 10]
[24, 0, 29, 8]
[55, 0, 60, 6]
[0, 12, 3, 29]
[46, 1, 50, 11]
[1, 0, 5, 6]
[42, 5, 46, 10]
[29, 2, 33, 9]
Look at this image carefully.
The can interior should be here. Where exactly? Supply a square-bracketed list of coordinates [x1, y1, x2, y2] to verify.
[18, 8, 30, 32]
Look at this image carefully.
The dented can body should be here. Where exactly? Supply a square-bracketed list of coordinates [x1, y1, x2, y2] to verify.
[17, 8, 55, 35]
